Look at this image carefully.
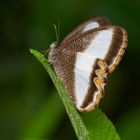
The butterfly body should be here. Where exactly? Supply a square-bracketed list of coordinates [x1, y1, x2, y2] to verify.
[48, 17, 127, 112]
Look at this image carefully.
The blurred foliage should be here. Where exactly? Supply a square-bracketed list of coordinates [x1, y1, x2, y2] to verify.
[0, 0, 140, 140]
[116, 106, 140, 140]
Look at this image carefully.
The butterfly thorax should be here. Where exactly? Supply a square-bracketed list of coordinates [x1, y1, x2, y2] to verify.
[48, 41, 60, 64]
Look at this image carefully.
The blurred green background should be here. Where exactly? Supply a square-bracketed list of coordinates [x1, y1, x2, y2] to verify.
[1, 0, 140, 140]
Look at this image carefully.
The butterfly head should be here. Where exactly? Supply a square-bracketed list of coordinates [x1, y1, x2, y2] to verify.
[50, 41, 58, 49]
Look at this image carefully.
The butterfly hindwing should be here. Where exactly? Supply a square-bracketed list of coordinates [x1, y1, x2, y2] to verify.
[60, 26, 127, 73]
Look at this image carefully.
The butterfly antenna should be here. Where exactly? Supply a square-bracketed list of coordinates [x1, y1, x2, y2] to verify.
[53, 22, 60, 44]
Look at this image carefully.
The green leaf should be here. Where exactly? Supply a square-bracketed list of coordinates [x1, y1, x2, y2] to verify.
[81, 109, 120, 140]
[30, 49, 120, 140]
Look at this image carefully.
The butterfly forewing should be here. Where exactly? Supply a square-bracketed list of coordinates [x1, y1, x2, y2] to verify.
[60, 17, 111, 47]
[48, 18, 127, 112]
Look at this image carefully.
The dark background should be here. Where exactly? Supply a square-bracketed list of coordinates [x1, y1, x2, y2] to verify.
[1, 0, 140, 140]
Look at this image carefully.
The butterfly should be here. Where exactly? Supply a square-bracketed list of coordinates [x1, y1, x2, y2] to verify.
[48, 17, 127, 112]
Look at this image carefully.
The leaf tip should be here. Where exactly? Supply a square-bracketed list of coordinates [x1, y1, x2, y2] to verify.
[29, 49, 36, 55]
